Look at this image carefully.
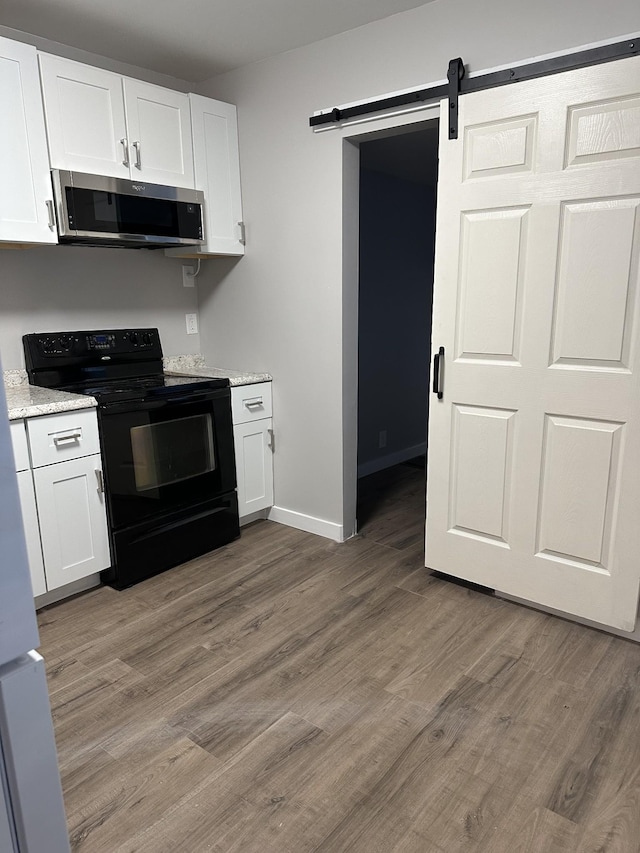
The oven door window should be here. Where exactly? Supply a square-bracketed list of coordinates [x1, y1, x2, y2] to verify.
[131, 413, 216, 492]
[99, 392, 236, 530]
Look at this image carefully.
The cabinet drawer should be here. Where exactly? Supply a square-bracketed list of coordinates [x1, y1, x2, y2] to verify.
[10, 420, 30, 472]
[27, 409, 100, 468]
[231, 383, 272, 424]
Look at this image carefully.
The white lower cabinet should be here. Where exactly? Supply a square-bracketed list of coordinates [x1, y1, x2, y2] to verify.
[15, 470, 47, 597]
[33, 454, 109, 590]
[231, 383, 273, 519]
[234, 420, 274, 518]
[11, 410, 110, 598]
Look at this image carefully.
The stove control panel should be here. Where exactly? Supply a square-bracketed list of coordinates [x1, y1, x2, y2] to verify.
[25, 328, 161, 360]
[87, 333, 116, 351]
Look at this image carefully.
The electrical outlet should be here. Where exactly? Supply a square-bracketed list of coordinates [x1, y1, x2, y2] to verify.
[182, 264, 196, 287]
[185, 313, 199, 335]
[379, 430, 387, 449]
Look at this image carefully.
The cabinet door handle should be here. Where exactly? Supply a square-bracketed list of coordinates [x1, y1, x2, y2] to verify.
[95, 469, 105, 494]
[132, 140, 142, 169]
[121, 137, 130, 167]
[238, 221, 246, 245]
[432, 346, 445, 400]
[267, 428, 274, 451]
[46, 199, 56, 230]
[53, 431, 82, 446]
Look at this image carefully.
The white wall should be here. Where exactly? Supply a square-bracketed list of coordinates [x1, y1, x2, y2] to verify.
[0, 247, 200, 369]
[0, 28, 200, 370]
[194, 0, 640, 534]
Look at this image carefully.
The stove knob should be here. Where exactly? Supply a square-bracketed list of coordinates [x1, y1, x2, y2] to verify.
[59, 335, 74, 352]
[41, 337, 53, 353]
[142, 331, 152, 347]
[129, 332, 139, 346]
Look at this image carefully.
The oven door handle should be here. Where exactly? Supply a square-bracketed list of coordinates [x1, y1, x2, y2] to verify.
[100, 388, 227, 414]
[101, 399, 169, 414]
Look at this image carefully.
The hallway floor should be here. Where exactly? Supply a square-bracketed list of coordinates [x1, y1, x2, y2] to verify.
[38, 462, 640, 851]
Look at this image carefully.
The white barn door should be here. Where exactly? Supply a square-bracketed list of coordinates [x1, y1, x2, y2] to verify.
[425, 54, 640, 631]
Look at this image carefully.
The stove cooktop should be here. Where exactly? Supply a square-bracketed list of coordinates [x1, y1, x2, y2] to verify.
[62, 373, 229, 404]
[23, 329, 230, 406]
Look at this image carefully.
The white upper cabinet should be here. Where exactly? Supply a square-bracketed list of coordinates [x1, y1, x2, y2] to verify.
[0, 37, 57, 245]
[123, 79, 194, 188]
[39, 53, 194, 188]
[38, 54, 129, 179]
[167, 94, 245, 257]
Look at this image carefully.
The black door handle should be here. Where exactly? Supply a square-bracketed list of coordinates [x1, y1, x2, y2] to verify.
[432, 346, 445, 399]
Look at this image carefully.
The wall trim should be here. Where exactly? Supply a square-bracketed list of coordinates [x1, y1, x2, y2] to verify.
[358, 443, 427, 479]
[267, 506, 345, 542]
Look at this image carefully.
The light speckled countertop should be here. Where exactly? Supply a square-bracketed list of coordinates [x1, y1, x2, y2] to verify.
[5, 385, 97, 421]
[163, 355, 272, 386]
[3, 357, 270, 421]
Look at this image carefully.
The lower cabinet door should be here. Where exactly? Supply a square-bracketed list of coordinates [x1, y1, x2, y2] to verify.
[33, 454, 110, 590]
[15, 470, 47, 597]
[233, 419, 274, 517]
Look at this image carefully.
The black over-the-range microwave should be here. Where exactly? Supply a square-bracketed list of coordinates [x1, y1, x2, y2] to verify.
[51, 169, 204, 249]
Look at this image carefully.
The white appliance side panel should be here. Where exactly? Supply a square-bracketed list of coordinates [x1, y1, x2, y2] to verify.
[0, 758, 17, 853]
[0, 382, 39, 662]
[0, 653, 69, 853]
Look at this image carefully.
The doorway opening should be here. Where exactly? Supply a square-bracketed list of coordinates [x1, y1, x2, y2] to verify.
[355, 120, 439, 546]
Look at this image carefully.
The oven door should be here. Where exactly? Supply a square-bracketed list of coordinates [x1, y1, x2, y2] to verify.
[99, 388, 235, 531]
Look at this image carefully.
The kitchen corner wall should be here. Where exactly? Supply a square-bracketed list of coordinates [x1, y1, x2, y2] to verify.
[194, 0, 640, 535]
[0, 247, 200, 369]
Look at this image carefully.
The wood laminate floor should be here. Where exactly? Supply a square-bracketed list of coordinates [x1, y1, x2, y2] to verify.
[38, 462, 640, 852]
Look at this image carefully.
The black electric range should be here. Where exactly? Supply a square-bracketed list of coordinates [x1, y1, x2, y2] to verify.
[23, 328, 240, 589]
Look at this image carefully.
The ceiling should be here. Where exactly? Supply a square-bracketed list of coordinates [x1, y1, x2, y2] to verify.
[1, 0, 438, 83]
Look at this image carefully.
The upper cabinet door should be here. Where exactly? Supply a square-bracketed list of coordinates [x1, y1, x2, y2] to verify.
[38, 53, 129, 179]
[190, 94, 245, 255]
[123, 79, 194, 188]
[0, 37, 57, 245]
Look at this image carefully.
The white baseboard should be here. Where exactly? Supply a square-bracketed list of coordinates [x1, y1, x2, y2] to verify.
[358, 442, 426, 479]
[267, 506, 344, 542]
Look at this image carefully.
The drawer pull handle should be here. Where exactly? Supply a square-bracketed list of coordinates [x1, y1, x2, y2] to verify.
[53, 431, 82, 445]
[244, 399, 263, 408]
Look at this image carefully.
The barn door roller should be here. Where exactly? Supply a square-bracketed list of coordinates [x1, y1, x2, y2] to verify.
[447, 57, 465, 140]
